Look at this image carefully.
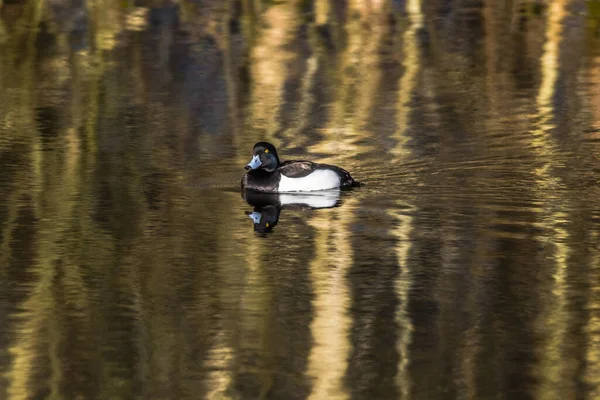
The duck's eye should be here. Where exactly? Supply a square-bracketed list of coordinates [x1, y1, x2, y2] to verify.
[264, 149, 269, 154]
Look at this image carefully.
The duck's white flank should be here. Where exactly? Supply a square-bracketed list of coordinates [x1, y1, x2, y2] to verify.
[278, 169, 341, 192]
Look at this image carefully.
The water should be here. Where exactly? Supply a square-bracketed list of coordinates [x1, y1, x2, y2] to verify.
[1, 1, 600, 399]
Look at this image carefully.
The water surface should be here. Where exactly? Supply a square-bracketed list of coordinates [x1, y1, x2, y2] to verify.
[1, 1, 600, 399]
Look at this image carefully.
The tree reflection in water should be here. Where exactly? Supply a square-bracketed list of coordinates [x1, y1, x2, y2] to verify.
[0, 1, 600, 399]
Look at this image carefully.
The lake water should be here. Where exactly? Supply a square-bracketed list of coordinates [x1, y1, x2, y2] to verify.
[1, 1, 600, 399]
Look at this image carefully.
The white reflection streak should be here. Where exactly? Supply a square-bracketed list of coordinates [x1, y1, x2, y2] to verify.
[307, 201, 356, 400]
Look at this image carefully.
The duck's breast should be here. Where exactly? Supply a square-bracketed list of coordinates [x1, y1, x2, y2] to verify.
[278, 169, 341, 192]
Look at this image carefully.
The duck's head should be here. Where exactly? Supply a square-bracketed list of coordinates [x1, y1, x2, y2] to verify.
[245, 205, 280, 233]
[245, 142, 280, 172]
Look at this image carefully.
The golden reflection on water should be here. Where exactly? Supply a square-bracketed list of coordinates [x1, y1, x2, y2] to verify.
[350, 1, 386, 131]
[534, 0, 565, 140]
[390, 205, 414, 400]
[240, 229, 273, 398]
[310, 0, 383, 157]
[204, 194, 244, 400]
[585, 229, 600, 399]
[306, 199, 357, 400]
[7, 129, 83, 400]
[530, 1, 577, 398]
[388, 0, 420, 384]
[1, 1, 600, 399]
[393, 0, 422, 158]
[247, 1, 301, 148]
[204, 330, 235, 399]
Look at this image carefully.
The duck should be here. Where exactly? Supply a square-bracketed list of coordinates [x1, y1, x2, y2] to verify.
[241, 142, 360, 193]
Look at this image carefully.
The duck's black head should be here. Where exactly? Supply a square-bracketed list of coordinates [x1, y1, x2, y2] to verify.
[245, 142, 281, 172]
[246, 205, 280, 233]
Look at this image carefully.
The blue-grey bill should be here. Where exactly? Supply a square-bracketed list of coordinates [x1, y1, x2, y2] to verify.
[246, 155, 262, 170]
[248, 212, 262, 224]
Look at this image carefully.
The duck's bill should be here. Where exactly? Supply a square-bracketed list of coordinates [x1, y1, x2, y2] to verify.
[245, 155, 262, 170]
[247, 212, 262, 224]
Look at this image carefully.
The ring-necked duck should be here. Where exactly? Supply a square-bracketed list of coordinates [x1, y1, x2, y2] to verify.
[241, 142, 360, 192]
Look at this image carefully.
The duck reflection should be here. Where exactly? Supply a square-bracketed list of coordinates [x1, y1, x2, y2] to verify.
[242, 190, 341, 233]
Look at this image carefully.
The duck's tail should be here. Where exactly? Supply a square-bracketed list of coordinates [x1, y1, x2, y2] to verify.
[341, 173, 362, 189]
[328, 165, 362, 189]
